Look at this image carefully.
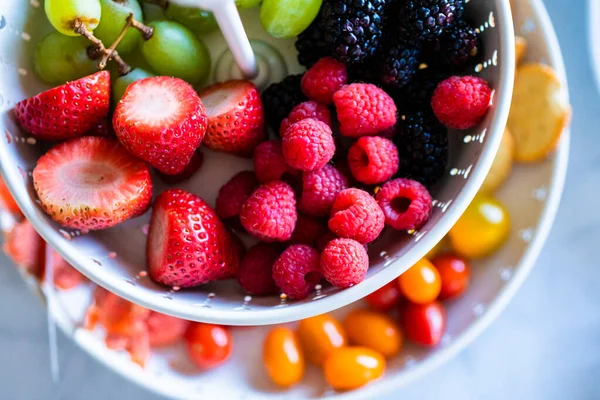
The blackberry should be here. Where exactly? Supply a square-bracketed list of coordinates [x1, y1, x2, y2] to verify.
[295, 18, 330, 68]
[320, 0, 389, 65]
[429, 20, 481, 70]
[394, 111, 448, 187]
[262, 75, 307, 134]
[393, 67, 450, 112]
[397, 0, 464, 44]
[380, 39, 421, 89]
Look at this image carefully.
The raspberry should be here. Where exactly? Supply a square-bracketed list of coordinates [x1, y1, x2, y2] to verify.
[328, 188, 385, 244]
[301, 57, 348, 105]
[375, 178, 433, 230]
[321, 238, 369, 288]
[216, 171, 258, 222]
[272, 244, 322, 300]
[288, 214, 328, 246]
[282, 119, 335, 171]
[431, 76, 492, 130]
[298, 164, 349, 217]
[347, 136, 399, 185]
[253, 139, 300, 184]
[240, 181, 297, 242]
[333, 83, 397, 137]
[237, 243, 281, 295]
[280, 101, 331, 137]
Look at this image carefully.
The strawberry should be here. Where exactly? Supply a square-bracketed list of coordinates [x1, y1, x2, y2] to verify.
[3, 219, 45, 278]
[157, 150, 204, 184]
[0, 177, 23, 219]
[14, 71, 110, 141]
[47, 248, 87, 291]
[147, 189, 244, 288]
[113, 76, 207, 175]
[146, 312, 190, 347]
[199, 80, 265, 156]
[32, 137, 152, 230]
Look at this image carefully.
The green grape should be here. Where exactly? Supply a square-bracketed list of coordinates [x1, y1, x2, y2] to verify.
[94, 0, 143, 55]
[45, 0, 102, 36]
[236, 0, 262, 8]
[141, 20, 211, 85]
[260, 0, 322, 38]
[34, 31, 98, 84]
[113, 68, 155, 103]
[164, 4, 218, 35]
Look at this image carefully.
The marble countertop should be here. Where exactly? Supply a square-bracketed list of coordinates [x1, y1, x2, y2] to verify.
[1, 0, 599, 399]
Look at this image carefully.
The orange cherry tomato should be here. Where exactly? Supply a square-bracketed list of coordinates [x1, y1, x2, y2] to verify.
[263, 327, 304, 388]
[432, 253, 471, 300]
[324, 347, 386, 391]
[398, 258, 441, 304]
[343, 309, 402, 358]
[184, 323, 232, 369]
[365, 281, 402, 311]
[297, 314, 347, 366]
[402, 301, 446, 347]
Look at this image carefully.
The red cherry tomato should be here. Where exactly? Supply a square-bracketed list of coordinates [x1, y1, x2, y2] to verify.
[184, 323, 232, 369]
[432, 253, 471, 300]
[365, 281, 401, 311]
[402, 301, 446, 347]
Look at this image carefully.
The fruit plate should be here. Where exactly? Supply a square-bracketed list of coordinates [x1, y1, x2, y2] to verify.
[3, 0, 569, 397]
[0, 0, 514, 325]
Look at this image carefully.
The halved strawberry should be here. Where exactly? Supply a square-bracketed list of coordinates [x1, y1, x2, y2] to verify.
[3, 219, 45, 278]
[0, 177, 23, 219]
[147, 189, 244, 288]
[157, 150, 204, 184]
[113, 76, 207, 175]
[14, 71, 110, 141]
[199, 80, 265, 156]
[32, 136, 152, 230]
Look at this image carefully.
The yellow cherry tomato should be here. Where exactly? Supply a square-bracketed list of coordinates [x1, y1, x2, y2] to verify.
[263, 327, 304, 388]
[449, 194, 511, 258]
[297, 313, 347, 366]
[343, 309, 403, 358]
[324, 347, 386, 391]
[398, 258, 441, 304]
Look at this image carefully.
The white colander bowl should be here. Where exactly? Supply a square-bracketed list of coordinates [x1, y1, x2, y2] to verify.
[0, 2, 514, 325]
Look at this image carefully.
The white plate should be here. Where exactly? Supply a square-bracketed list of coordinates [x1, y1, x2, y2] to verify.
[7, 0, 568, 398]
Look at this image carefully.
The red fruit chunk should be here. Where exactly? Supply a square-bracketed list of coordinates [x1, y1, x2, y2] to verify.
[240, 181, 297, 242]
[113, 76, 207, 175]
[3, 220, 45, 278]
[33, 137, 152, 230]
[375, 178, 432, 231]
[431, 253, 471, 300]
[185, 323, 232, 369]
[365, 281, 402, 311]
[402, 301, 447, 347]
[272, 244, 322, 300]
[280, 101, 331, 137]
[288, 213, 328, 246]
[347, 136, 399, 184]
[328, 188, 385, 244]
[301, 57, 348, 105]
[237, 243, 281, 295]
[216, 170, 258, 222]
[199, 80, 265, 155]
[321, 238, 369, 288]
[298, 164, 348, 217]
[157, 151, 204, 184]
[48, 249, 87, 290]
[0, 177, 23, 219]
[15, 71, 110, 141]
[147, 189, 243, 287]
[253, 139, 299, 184]
[431, 76, 492, 130]
[282, 119, 335, 171]
[146, 312, 190, 348]
[333, 83, 397, 137]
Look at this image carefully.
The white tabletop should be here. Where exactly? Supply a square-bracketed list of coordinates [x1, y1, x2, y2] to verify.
[1, 0, 598, 399]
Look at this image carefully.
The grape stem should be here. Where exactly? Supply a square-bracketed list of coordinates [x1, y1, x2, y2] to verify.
[129, 16, 154, 41]
[74, 20, 131, 76]
[99, 14, 134, 70]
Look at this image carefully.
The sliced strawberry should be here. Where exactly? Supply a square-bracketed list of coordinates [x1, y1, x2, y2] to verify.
[147, 189, 244, 287]
[15, 71, 110, 141]
[32, 136, 152, 230]
[146, 312, 190, 347]
[0, 177, 23, 219]
[199, 80, 265, 156]
[157, 150, 204, 184]
[113, 76, 207, 175]
[3, 220, 45, 278]
[47, 248, 87, 290]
